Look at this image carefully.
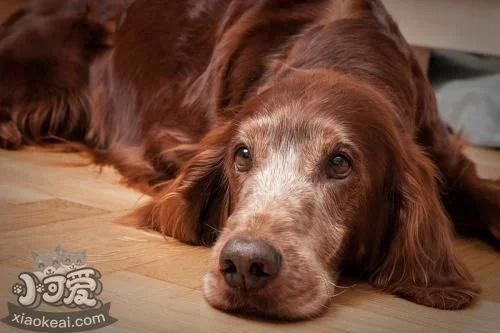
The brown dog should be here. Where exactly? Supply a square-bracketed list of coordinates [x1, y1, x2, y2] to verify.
[1, 0, 499, 320]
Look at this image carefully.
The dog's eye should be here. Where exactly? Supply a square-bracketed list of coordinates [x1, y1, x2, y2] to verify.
[327, 154, 351, 178]
[234, 146, 252, 172]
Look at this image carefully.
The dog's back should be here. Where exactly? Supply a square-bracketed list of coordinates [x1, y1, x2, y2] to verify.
[0, 0, 229, 187]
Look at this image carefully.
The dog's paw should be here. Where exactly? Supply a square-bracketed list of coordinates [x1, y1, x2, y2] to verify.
[394, 283, 480, 310]
[0, 108, 21, 150]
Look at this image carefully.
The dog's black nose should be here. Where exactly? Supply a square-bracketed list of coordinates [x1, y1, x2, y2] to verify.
[219, 238, 281, 290]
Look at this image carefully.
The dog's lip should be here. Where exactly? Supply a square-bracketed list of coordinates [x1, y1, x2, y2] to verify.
[204, 274, 279, 315]
[203, 272, 329, 321]
[207, 292, 277, 320]
[208, 292, 319, 321]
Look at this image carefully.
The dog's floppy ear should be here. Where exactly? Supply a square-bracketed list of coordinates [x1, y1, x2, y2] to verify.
[372, 140, 480, 309]
[129, 124, 233, 245]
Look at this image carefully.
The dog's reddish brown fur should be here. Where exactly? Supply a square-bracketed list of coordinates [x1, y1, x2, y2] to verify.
[1, 0, 499, 320]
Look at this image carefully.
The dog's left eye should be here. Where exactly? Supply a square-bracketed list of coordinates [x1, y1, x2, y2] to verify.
[327, 154, 351, 178]
[234, 146, 252, 172]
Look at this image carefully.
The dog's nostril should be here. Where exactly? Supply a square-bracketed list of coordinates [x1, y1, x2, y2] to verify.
[221, 260, 237, 274]
[249, 262, 271, 278]
[220, 259, 245, 289]
[219, 238, 281, 291]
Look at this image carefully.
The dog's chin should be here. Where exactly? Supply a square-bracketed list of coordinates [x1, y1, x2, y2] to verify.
[202, 272, 333, 321]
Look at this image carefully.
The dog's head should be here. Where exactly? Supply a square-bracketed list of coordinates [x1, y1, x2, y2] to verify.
[137, 68, 478, 319]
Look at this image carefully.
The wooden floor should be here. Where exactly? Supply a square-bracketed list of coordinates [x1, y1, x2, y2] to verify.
[0, 146, 499, 333]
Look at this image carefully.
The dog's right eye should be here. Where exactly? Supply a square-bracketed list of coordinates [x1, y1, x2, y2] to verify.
[326, 154, 351, 179]
[234, 146, 252, 172]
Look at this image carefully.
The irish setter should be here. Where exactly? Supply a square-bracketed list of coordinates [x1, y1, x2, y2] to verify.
[1, 0, 499, 320]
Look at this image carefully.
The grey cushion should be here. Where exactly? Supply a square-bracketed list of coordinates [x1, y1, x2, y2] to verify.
[431, 51, 500, 147]
[435, 73, 500, 147]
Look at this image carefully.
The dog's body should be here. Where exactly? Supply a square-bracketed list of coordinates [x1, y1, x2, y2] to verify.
[1, 0, 499, 320]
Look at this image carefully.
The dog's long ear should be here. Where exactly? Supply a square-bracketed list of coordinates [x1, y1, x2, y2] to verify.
[371, 140, 480, 309]
[130, 124, 233, 245]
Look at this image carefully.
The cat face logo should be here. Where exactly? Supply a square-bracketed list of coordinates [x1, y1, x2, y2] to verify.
[31, 246, 87, 281]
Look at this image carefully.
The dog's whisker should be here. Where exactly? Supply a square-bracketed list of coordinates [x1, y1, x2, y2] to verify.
[318, 274, 357, 290]
[331, 288, 350, 298]
[203, 223, 221, 234]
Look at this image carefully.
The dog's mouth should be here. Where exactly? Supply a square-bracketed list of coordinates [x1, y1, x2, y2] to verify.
[202, 275, 276, 314]
[202, 271, 290, 320]
[202, 237, 335, 320]
[202, 269, 334, 320]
